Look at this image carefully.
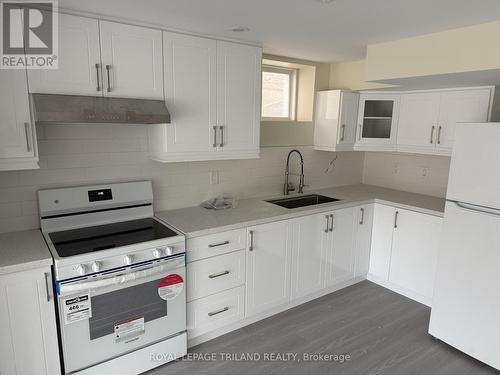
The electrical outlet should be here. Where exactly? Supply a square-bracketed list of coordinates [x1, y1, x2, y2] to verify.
[210, 170, 219, 185]
[392, 163, 399, 174]
[421, 167, 428, 177]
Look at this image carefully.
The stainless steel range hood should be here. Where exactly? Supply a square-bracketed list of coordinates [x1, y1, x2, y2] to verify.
[31, 94, 171, 124]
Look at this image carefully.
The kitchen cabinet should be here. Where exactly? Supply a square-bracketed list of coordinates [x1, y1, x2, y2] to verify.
[325, 207, 357, 286]
[28, 15, 163, 99]
[246, 220, 291, 316]
[353, 205, 374, 278]
[28, 14, 101, 95]
[313, 90, 359, 152]
[368, 205, 443, 305]
[290, 213, 329, 300]
[99, 21, 163, 99]
[0, 266, 60, 375]
[149, 36, 261, 162]
[356, 93, 400, 149]
[0, 68, 38, 170]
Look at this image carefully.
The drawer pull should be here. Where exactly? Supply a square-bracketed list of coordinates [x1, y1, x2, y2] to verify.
[329, 214, 334, 232]
[208, 240, 230, 248]
[249, 230, 254, 251]
[208, 306, 229, 317]
[208, 270, 230, 279]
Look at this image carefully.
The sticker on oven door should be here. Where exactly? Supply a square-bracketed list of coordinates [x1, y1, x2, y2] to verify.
[63, 294, 92, 325]
[114, 316, 145, 343]
[158, 274, 184, 301]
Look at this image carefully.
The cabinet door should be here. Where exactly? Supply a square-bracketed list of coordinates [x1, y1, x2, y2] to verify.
[339, 91, 360, 146]
[437, 89, 491, 150]
[357, 94, 400, 146]
[290, 214, 329, 300]
[161, 32, 217, 155]
[353, 205, 374, 278]
[246, 221, 291, 316]
[100, 21, 163, 99]
[368, 204, 396, 280]
[28, 14, 101, 95]
[0, 267, 60, 375]
[216, 41, 261, 154]
[313, 90, 340, 151]
[397, 92, 441, 150]
[325, 208, 356, 286]
[389, 209, 442, 299]
[0, 69, 35, 160]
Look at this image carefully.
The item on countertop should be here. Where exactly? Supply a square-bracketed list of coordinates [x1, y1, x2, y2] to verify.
[200, 195, 237, 210]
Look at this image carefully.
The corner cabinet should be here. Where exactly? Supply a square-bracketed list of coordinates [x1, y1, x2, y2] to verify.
[313, 90, 359, 152]
[0, 69, 39, 171]
[0, 266, 60, 375]
[149, 35, 261, 162]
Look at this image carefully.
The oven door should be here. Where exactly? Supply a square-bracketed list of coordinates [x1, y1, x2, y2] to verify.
[57, 255, 186, 374]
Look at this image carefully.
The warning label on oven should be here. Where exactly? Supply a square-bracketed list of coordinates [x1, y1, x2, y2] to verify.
[115, 316, 145, 343]
[158, 274, 184, 301]
[63, 294, 92, 325]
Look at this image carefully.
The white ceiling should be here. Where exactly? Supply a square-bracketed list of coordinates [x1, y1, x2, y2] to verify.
[60, 0, 500, 62]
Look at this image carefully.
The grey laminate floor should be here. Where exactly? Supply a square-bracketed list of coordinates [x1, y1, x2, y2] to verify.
[147, 281, 498, 375]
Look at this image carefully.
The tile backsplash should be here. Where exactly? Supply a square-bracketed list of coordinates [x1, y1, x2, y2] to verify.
[0, 123, 365, 234]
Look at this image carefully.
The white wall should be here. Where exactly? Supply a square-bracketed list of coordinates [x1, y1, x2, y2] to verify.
[362, 152, 451, 198]
[0, 124, 364, 234]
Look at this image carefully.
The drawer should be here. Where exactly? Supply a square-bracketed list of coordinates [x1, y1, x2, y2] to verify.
[187, 228, 246, 262]
[187, 285, 245, 338]
[187, 250, 245, 301]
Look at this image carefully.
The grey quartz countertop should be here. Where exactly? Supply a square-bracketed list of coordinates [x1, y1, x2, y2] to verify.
[0, 230, 53, 275]
[156, 184, 446, 238]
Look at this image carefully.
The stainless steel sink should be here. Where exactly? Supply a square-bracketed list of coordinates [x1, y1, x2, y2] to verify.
[265, 194, 341, 209]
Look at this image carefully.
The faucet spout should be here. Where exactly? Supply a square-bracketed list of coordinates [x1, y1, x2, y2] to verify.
[284, 149, 305, 195]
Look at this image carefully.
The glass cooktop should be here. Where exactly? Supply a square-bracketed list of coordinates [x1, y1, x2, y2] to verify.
[49, 218, 178, 258]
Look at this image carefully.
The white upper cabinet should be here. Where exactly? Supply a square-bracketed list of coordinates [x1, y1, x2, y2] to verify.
[28, 14, 101, 95]
[397, 92, 441, 151]
[0, 69, 38, 170]
[216, 41, 261, 156]
[313, 90, 359, 152]
[158, 32, 217, 157]
[437, 88, 491, 151]
[100, 21, 163, 99]
[356, 93, 400, 149]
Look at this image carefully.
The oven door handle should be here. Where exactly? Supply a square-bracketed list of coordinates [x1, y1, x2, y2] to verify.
[58, 258, 184, 296]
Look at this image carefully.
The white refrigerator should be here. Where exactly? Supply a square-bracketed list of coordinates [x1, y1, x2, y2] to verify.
[429, 122, 500, 370]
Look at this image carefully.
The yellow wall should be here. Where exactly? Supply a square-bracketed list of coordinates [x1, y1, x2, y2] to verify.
[329, 60, 393, 90]
[366, 20, 500, 82]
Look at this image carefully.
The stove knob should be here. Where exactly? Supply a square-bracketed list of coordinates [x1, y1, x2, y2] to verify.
[91, 261, 101, 273]
[153, 248, 164, 259]
[123, 255, 133, 266]
[76, 264, 87, 276]
[165, 246, 174, 256]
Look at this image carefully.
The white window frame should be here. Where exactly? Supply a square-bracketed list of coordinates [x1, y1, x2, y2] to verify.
[261, 65, 297, 121]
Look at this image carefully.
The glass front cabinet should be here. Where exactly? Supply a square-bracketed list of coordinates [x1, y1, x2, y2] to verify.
[356, 94, 400, 148]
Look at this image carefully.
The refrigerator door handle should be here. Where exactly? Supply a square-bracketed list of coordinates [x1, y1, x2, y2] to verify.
[455, 201, 500, 217]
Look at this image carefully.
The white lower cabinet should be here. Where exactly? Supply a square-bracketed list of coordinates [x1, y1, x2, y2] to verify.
[368, 205, 443, 305]
[0, 266, 60, 375]
[353, 205, 374, 278]
[246, 220, 291, 317]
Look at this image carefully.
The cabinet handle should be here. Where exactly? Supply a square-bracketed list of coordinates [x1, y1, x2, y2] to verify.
[208, 306, 229, 317]
[394, 211, 399, 229]
[340, 124, 346, 141]
[324, 215, 330, 233]
[24, 122, 32, 152]
[105, 64, 112, 92]
[44, 272, 52, 302]
[213, 126, 218, 148]
[329, 214, 334, 232]
[249, 230, 254, 251]
[95, 63, 101, 92]
[430, 126, 435, 144]
[208, 270, 230, 279]
[437, 126, 442, 145]
[358, 124, 362, 140]
[208, 240, 230, 248]
[219, 126, 224, 147]
[359, 208, 365, 225]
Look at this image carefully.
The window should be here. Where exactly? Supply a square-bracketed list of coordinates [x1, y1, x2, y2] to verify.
[261, 66, 296, 120]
